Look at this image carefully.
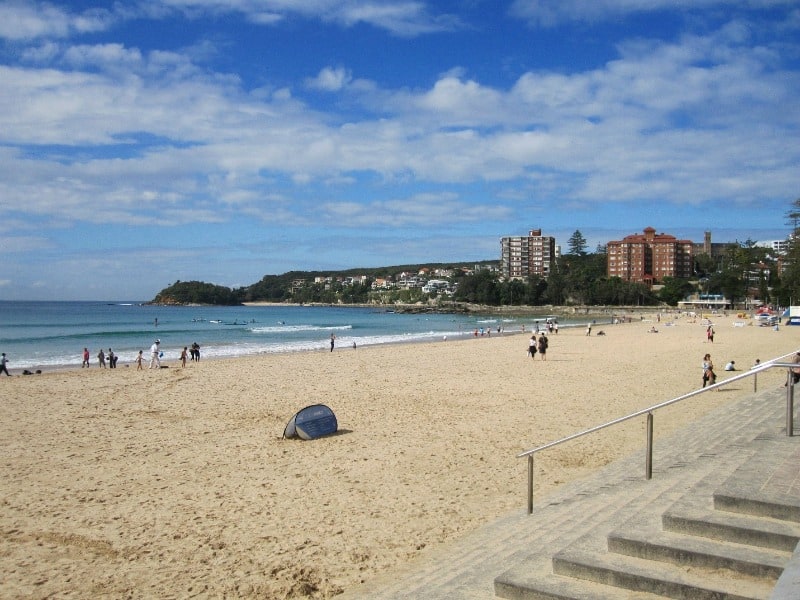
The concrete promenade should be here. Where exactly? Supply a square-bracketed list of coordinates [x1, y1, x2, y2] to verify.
[339, 383, 800, 599]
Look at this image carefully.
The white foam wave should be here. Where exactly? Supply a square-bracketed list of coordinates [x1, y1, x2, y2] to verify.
[249, 324, 353, 334]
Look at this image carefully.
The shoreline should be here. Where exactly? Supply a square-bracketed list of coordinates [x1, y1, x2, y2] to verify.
[4, 307, 658, 375]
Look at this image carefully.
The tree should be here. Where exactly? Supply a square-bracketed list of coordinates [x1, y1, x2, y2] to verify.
[780, 198, 800, 305]
[658, 277, 695, 306]
[567, 230, 588, 256]
[786, 197, 800, 233]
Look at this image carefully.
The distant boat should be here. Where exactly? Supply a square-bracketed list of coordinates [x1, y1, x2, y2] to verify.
[209, 319, 223, 324]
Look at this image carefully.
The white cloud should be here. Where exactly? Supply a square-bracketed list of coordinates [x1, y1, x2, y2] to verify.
[62, 43, 143, 69]
[0, 1, 114, 41]
[306, 66, 353, 92]
[508, 0, 797, 27]
[0, 18, 797, 236]
[139, 0, 457, 36]
[320, 192, 511, 227]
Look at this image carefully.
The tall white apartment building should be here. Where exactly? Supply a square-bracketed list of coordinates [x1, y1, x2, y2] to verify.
[500, 229, 556, 280]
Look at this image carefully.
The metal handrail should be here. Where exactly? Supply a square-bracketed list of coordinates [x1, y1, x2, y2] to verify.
[518, 349, 799, 514]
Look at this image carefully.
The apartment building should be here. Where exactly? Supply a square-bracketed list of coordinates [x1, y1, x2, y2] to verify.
[607, 227, 693, 284]
[500, 229, 556, 280]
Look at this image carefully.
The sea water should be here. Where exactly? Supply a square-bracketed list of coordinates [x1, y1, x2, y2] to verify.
[0, 301, 572, 370]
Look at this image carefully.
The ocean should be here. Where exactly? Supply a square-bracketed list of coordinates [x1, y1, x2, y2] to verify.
[0, 301, 577, 371]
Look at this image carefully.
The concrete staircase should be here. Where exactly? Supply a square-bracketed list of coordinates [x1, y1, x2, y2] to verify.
[340, 386, 800, 600]
[495, 407, 800, 599]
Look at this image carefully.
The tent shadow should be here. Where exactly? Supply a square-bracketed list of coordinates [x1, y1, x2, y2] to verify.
[281, 428, 353, 441]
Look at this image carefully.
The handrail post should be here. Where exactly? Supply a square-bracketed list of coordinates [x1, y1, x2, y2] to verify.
[753, 372, 757, 393]
[645, 412, 653, 480]
[527, 455, 534, 514]
[788, 372, 795, 437]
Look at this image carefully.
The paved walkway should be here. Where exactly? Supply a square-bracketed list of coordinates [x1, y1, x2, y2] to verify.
[338, 384, 800, 600]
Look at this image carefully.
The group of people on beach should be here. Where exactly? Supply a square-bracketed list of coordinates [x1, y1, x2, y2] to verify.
[83, 347, 119, 368]
[77, 340, 201, 370]
[527, 333, 549, 360]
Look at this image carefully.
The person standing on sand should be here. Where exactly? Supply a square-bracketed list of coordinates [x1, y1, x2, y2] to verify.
[702, 353, 716, 387]
[136, 350, 144, 370]
[180, 347, 188, 368]
[149, 340, 161, 369]
[82, 347, 90, 368]
[528, 334, 537, 359]
[1, 352, 10, 376]
[330, 333, 335, 352]
[97, 348, 106, 368]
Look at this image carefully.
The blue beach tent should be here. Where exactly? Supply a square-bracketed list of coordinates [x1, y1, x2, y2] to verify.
[283, 404, 338, 440]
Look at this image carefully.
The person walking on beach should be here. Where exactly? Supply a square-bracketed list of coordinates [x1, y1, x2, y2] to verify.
[149, 340, 161, 369]
[706, 325, 714, 343]
[82, 347, 90, 368]
[528, 334, 537, 359]
[330, 333, 335, 352]
[191, 342, 201, 361]
[108, 348, 117, 368]
[180, 346, 188, 368]
[1, 352, 10, 376]
[538, 333, 548, 360]
[97, 349, 106, 368]
[136, 350, 144, 370]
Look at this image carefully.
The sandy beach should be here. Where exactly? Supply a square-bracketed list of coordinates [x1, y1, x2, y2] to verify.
[1, 313, 797, 598]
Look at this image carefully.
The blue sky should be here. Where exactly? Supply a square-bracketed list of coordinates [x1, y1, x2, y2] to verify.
[1, 1, 798, 300]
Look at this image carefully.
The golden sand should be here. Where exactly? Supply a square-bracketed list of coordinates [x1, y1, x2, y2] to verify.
[1, 313, 796, 598]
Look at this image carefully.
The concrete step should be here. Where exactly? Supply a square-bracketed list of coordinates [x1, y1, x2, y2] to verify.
[552, 546, 775, 600]
[663, 492, 800, 552]
[494, 567, 665, 600]
[608, 525, 790, 579]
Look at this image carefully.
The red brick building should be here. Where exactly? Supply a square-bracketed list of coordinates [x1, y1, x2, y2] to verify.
[607, 227, 693, 285]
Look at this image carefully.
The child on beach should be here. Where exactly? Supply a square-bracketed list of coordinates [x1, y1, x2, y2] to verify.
[180, 347, 188, 368]
[136, 350, 144, 370]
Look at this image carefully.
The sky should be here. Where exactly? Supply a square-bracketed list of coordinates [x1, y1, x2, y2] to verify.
[1, 1, 798, 301]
